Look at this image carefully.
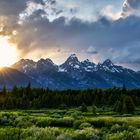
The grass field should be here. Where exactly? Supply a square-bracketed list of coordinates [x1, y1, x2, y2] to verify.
[0, 107, 140, 140]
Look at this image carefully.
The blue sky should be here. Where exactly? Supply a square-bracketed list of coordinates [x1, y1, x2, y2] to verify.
[0, 0, 140, 70]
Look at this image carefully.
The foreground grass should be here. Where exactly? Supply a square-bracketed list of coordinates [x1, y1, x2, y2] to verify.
[0, 107, 140, 140]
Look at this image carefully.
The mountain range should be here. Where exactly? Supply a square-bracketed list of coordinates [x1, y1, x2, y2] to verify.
[0, 54, 140, 89]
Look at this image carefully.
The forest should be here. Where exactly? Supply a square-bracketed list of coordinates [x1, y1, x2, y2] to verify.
[0, 84, 140, 140]
[0, 84, 139, 113]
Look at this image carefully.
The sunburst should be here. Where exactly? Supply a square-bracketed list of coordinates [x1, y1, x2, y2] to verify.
[0, 36, 18, 67]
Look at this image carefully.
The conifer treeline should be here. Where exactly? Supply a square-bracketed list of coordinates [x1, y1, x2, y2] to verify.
[0, 84, 139, 112]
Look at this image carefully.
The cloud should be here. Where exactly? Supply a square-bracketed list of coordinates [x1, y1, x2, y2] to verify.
[19, 0, 62, 23]
[87, 46, 98, 54]
[13, 14, 140, 69]
[122, 0, 140, 17]
[101, 5, 122, 20]
[0, 0, 140, 70]
[0, 0, 27, 37]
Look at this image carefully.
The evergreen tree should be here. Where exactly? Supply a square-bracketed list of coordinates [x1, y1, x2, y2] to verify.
[114, 100, 122, 113]
[122, 96, 135, 113]
[11, 85, 18, 96]
[92, 104, 97, 115]
[80, 103, 88, 112]
[121, 102, 128, 114]
[2, 86, 7, 95]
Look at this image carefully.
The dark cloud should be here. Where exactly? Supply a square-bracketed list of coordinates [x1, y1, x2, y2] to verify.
[126, 0, 140, 9]
[122, 0, 140, 17]
[13, 14, 140, 69]
[0, 0, 27, 36]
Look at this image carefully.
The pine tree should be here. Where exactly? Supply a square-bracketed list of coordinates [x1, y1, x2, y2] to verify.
[80, 103, 88, 112]
[2, 86, 7, 95]
[92, 104, 97, 115]
[114, 100, 122, 113]
[123, 96, 135, 113]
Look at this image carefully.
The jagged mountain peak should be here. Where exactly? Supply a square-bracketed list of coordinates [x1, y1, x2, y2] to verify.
[11, 54, 140, 89]
[83, 59, 90, 63]
[69, 54, 77, 58]
[61, 54, 80, 69]
[16, 59, 35, 64]
[102, 59, 114, 66]
[66, 54, 79, 62]
[38, 58, 54, 65]
[82, 59, 95, 65]
[12, 59, 36, 72]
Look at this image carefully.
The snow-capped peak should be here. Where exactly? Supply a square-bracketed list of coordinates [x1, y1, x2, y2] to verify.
[64, 54, 79, 64]
[69, 54, 77, 58]
[38, 58, 54, 65]
[102, 59, 114, 67]
[83, 59, 90, 63]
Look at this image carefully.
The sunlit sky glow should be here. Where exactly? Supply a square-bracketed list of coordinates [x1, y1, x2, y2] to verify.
[0, 0, 140, 70]
[0, 36, 18, 67]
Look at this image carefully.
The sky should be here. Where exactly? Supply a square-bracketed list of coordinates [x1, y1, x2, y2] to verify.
[0, 0, 140, 70]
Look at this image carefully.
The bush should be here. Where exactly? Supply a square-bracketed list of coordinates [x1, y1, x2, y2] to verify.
[0, 128, 20, 140]
[73, 128, 100, 140]
[111, 124, 137, 133]
[80, 103, 88, 112]
[111, 124, 122, 133]
[56, 134, 72, 140]
[73, 120, 83, 129]
[105, 129, 140, 140]
[17, 120, 33, 128]
[79, 122, 92, 129]
[52, 117, 74, 127]
[36, 118, 51, 127]
[92, 104, 97, 115]
[88, 120, 105, 128]
[20, 127, 61, 140]
[50, 113, 62, 118]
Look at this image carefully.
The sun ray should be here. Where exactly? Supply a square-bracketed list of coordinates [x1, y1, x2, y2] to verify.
[0, 36, 18, 67]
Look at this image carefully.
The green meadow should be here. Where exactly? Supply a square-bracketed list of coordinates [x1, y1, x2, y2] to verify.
[0, 107, 140, 140]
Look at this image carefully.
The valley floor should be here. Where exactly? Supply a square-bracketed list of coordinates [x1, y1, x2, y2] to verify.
[0, 107, 140, 140]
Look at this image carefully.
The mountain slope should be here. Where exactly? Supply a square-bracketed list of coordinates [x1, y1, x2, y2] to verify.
[0, 67, 39, 88]
[12, 54, 140, 89]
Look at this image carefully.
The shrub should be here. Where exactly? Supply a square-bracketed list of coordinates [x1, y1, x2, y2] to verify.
[57, 117, 73, 127]
[36, 118, 51, 127]
[111, 124, 137, 133]
[20, 127, 61, 140]
[92, 104, 97, 115]
[73, 128, 100, 140]
[80, 103, 88, 112]
[88, 120, 105, 128]
[0, 128, 20, 140]
[56, 134, 72, 140]
[16, 120, 33, 128]
[50, 113, 62, 118]
[79, 122, 92, 129]
[105, 129, 140, 140]
[73, 120, 83, 129]
[111, 124, 122, 133]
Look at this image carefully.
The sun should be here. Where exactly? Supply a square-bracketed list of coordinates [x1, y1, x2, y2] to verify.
[0, 36, 18, 67]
